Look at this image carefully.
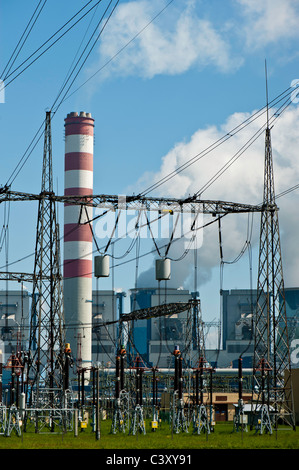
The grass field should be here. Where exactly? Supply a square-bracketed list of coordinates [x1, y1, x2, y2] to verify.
[0, 419, 298, 450]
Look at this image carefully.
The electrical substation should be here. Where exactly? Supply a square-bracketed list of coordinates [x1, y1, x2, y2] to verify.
[0, 2, 298, 448]
[0, 102, 297, 442]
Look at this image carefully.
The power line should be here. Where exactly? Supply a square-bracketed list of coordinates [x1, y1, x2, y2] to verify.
[4, 0, 119, 188]
[0, 203, 225, 277]
[61, 0, 176, 104]
[1, 0, 48, 79]
[4, 0, 290, 195]
[51, 0, 120, 114]
[194, 94, 293, 198]
[1, 1, 101, 86]
[56, 1, 102, 100]
[137, 85, 296, 198]
[1, 169, 299, 273]
[1, 164, 298, 274]
[276, 182, 299, 200]
[5, 119, 46, 188]
[3, 1, 103, 187]
[1, 86, 299, 272]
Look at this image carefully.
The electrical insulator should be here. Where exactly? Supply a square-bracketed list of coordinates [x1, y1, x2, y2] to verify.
[94, 255, 110, 277]
[155, 258, 171, 281]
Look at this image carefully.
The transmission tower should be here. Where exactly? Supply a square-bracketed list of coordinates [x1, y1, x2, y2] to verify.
[25, 111, 66, 405]
[252, 106, 296, 430]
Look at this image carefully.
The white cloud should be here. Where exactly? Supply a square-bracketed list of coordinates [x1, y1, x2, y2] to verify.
[236, 0, 299, 48]
[81, 0, 299, 90]
[130, 104, 299, 289]
[132, 104, 299, 201]
[94, 0, 241, 80]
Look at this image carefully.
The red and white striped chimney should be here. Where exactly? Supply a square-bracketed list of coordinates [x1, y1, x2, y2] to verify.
[64, 111, 94, 375]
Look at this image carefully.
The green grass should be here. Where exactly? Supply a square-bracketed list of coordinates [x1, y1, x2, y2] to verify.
[0, 420, 298, 450]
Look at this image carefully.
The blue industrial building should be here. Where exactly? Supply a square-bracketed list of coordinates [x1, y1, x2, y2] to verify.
[283, 288, 299, 369]
[206, 287, 299, 369]
[129, 287, 193, 367]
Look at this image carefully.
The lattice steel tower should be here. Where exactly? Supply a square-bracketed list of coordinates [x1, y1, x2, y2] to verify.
[252, 98, 296, 430]
[25, 111, 66, 404]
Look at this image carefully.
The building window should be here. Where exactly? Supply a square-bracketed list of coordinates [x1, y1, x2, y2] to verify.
[92, 345, 113, 353]
[215, 395, 227, 401]
[150, 345, 170, 354]
[227, 344, 254, 353]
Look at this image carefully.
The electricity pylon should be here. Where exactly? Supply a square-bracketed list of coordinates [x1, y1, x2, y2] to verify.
[252, 113, 296, 430]
[25, 111, 66, 406]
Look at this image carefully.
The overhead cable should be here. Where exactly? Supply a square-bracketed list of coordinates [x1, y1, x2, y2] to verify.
[1, 0, 101, 86]
[137, 86, 296, 198]
[1, 0, 48, 79]
[5, 0, 119, 188]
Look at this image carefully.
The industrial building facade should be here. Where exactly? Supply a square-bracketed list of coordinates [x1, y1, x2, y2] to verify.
[0, 286, 298, 375]
[205, 289, 257, 368]
[205, 287, 299, 370]
[130, 287, 198, 368]
[284, 288, 299, 370]
[91, 289, 119, 367]
[0, 289, 30, 362]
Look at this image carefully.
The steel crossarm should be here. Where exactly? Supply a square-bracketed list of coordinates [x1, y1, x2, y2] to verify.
[0, 189, 268, 215]
[0, 271, 52, 282]
[120, 300, 197, 323]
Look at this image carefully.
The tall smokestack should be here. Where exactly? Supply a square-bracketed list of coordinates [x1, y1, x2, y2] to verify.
[64, 111, 94, 378]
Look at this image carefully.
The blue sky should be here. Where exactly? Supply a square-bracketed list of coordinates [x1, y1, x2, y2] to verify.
[0, 0, 299, 328]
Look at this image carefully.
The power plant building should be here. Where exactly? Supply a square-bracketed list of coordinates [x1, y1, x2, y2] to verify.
[92, 289, 120, 367]
[130, 287, 194, 367]
[283, 288, 299, 369]
[205, 289, 257, 368]
[0, 289, 30, 361]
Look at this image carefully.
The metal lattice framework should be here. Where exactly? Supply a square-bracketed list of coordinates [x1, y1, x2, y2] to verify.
[25, 112, 66, 408]
[0, 191, 264, 216]
[0, 272, 50, 282]
[252, 125, 296, 430]
[120, 300, 199, 323]
[96, 300, 200, 334]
